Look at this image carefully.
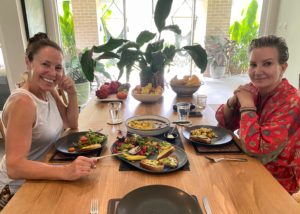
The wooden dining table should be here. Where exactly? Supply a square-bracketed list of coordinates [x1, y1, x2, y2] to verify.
[2, 89, 300, 214]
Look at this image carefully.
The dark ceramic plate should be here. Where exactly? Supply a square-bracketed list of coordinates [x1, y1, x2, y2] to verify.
[183, 125, 232, 146]
[111, 137, 188, 174]
[55, 131, 107, 155]
[116, 185, 202, 214]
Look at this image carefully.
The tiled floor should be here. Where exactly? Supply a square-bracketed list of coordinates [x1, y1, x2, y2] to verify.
[0, 74, 249, 159]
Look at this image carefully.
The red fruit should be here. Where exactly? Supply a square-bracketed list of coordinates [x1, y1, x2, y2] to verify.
[109, 81, 121, 94]
[116, 91, 128, 99]
[100, 84, 111, 93]
[96, 88, 109, 99]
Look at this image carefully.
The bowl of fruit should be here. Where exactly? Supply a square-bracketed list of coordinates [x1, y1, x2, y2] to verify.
[170, 75, 202, 96]
[95, 81, 130, 101]
[132, 83, 163, 103]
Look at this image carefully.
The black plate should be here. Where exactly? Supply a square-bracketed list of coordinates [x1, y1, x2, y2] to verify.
[183, 125, 232, 146]
[111, 137, 188, 174]
[55, 131, 107, 155]
[116, 185, 202, 214]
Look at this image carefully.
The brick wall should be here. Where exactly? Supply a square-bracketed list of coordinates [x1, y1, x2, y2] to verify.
[206, 0, 232, 37]
[72, 0, 99, 50]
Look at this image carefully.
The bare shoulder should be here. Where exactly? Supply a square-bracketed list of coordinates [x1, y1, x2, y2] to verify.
[4, 93, 36, 119]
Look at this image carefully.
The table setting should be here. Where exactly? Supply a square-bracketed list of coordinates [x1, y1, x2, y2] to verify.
[3, 88, 300, 214]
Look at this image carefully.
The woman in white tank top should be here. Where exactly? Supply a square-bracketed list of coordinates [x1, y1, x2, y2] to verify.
[0, 33, 97, 209]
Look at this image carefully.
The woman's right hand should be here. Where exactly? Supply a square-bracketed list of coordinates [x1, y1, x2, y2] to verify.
[63, 156, 97, 181]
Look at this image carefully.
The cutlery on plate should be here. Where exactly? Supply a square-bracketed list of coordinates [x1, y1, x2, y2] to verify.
[205, 156, 248, 163]
[202, 196, 212, 214]
[95, 146, 141, 160]
[90, 199, 99, 214]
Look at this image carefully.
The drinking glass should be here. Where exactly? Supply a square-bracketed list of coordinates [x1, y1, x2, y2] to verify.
[176, 102, 191, 121]
[108, 102, 122, 124]
[196, 94, 207, 111]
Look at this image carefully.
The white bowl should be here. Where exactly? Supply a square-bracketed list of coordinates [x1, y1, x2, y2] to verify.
[131, 91, 163, 103]
[170, 84, 202, 96]
[125, 115, 170, 136]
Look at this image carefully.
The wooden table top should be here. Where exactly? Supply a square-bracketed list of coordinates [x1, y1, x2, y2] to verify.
[2, 91, 300, 214]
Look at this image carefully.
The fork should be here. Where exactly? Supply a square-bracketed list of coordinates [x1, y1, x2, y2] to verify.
[128, 145, 141, 155]
[205, 156, 248, 163]
[90, 199, 99, 214]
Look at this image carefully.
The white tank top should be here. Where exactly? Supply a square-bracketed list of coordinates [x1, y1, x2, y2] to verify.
[0, 88, 64, 193]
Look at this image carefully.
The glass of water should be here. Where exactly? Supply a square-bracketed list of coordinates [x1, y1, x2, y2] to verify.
[108, 102, 122, 124]
[196, 94, 207, 111]
[176, 102, 191, 121]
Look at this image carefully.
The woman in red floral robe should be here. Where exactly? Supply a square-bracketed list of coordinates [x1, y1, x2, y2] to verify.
[216, 35, 300, 194]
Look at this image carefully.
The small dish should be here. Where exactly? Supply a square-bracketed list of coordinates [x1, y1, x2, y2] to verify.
[163, 132, 178, 142]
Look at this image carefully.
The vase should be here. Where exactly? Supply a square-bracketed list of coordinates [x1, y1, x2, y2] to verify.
[140, 70, 164, 88]
[75, 81, 91, 106]
[209, 64, 226, 79]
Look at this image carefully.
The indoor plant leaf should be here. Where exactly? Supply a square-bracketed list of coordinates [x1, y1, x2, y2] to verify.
[162, 25, 181, 35]
[136, 31, 156, 47]
[154, 0, 173, 32]
[80, 50, 95, 82]
[183, 45, 208, 72]
[93, 38, 127, 53]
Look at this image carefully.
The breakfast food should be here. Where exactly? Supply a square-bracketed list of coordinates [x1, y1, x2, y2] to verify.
[157, 146, 175, 160]
[190, 127, 217, 144]
[133, 83, 163, 95]
[127, 120, 168, 130]
[68, 130, 107, 152]
[158, 155, 178, 168]
[140, 159, 164, 172]
[170, 75, 201, 87]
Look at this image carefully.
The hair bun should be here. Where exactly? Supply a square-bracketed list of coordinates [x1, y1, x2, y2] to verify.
[28, 32, 49, 44]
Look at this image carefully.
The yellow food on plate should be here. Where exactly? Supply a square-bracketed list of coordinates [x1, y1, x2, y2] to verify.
[190, 127, 217, 144]
[127, 120, 166, 130]
[122, 154, 147, 161]
[133, 83, 163, 95]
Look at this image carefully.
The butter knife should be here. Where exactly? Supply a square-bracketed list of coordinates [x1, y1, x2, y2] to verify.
[202, 196, 212, 214]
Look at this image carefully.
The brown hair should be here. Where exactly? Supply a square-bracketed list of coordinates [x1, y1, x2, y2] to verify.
[249, 35, 289, 64]
[25, 32, 62, 62]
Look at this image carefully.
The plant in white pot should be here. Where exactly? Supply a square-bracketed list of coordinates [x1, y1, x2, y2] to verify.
[205, 35, 234, 79]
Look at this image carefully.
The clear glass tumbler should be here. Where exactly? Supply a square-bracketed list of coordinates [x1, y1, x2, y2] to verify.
[176, 102, 191, 121]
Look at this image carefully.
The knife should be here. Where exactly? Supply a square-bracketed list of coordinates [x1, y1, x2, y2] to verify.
[202, 196, 212, 214]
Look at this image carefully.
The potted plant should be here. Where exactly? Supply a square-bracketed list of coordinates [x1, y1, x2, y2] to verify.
[80, 0, 207, 88]
[59, 1, 112, 105]
[205, 35, 235, 79]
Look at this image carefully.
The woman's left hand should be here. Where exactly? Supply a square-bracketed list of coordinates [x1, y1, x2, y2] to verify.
[234, 84, 257, 107]
[58, 75, 76, 95]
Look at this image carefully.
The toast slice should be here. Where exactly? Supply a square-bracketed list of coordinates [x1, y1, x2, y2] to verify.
[189, 134, 212, 144]
[140, 159, 164, 172]
[80, 143, 102, 151]
[158, 155, 178, 168]
[157, 146, 175, 160]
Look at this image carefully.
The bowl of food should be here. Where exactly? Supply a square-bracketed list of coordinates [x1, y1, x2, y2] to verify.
[131, 84, 163, 103]
[163, 132, 179, 142]
[125, 115, 170, 136]
[170, 75, 202, 96]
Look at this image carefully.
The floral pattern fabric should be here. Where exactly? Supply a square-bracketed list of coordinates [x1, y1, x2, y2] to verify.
[216, 78, 300, 194]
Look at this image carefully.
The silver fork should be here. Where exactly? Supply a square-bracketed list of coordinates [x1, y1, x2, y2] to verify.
[90, 199, 99, 214]
[205, 156, 248, 163]
[128, 146, 141, 155]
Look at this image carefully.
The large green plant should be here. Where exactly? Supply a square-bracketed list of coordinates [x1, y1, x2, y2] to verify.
[229, 0, 259, 73]
[59, 1, 111, 83]
[80, 0, 207, 85]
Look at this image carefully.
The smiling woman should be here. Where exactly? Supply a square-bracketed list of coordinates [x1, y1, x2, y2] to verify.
[0, 33, 98, 210]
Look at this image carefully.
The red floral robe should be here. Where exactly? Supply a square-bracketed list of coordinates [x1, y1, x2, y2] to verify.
[216, 78, 300, 194]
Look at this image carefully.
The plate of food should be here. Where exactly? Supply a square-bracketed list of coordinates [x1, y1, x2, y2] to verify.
[111, 134, 188, 173]
[183, 125, 232, 146]
[55, 130, 107, 155]
[125, 115, 170, 136]
[116, 185, 202, 214]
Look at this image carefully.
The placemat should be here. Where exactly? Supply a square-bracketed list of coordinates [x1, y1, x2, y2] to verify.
[192, 140, 243, 154]
[107, 195, 201, 214]
[49, 148, 103, 162]
[119, 127, 190, 171]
